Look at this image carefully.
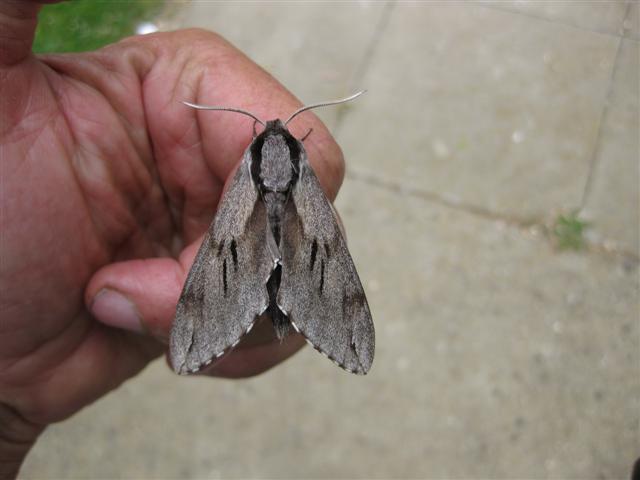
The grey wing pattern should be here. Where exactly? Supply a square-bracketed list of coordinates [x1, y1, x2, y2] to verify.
[170, 149, 273, 374]
[278, 150, 375, 374]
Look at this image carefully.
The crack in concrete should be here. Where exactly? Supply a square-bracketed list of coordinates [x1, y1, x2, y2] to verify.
[479, 2, 635, 39]
[334, 0, 396, 136]
[347, 166, 640, 262]
[579, 3, 632, 210]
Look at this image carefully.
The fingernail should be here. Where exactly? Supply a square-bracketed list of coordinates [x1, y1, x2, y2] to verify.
[90, 289, 144, 333]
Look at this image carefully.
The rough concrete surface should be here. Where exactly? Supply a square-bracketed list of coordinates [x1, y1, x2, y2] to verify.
[20, 2, 639, 479]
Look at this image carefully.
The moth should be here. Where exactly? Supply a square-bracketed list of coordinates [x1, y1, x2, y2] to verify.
[169, 91, 374, 375]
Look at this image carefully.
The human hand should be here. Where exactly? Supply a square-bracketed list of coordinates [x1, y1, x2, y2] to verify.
[0, 2, 345, 475]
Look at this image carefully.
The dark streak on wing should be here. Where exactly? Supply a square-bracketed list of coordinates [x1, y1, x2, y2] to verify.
[230, 238, 238, 268]
[310, 238, 318, 271]
[222, 258, 228, 297]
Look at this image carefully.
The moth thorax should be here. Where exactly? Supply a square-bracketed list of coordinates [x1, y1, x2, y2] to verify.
[260, 134, 294, 192]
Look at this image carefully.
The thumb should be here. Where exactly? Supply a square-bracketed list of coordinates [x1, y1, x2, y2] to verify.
[85, 256, 187, 340]
[86, 241, 309, 378]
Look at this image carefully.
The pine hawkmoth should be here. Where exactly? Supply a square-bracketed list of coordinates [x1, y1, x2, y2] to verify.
[169, 92, 374, 375]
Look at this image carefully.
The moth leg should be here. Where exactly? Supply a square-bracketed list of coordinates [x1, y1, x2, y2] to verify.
[252, 119, 259, 138]
[300, 128, 313, 142]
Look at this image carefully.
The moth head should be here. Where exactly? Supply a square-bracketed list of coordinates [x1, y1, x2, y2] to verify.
[182, 90, 366, 137]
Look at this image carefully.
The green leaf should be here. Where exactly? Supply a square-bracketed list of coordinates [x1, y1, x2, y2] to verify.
[553, 211, 589, 250]
[33, 0, 165, 54]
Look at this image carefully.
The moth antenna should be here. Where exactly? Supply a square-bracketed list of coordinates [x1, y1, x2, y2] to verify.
[182, 101, 266, 126]
[284, 90, 366, 126]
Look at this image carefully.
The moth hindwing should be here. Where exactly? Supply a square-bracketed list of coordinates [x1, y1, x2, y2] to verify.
[170, 93, 374, 375]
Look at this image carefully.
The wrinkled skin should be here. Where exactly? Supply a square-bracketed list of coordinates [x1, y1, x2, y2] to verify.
[0, 2, 345, 476]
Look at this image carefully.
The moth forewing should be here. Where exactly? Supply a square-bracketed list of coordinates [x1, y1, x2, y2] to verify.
[169, 148, 272, 375]
[170, 92, 374, 375]
[277, 145, 374, 374]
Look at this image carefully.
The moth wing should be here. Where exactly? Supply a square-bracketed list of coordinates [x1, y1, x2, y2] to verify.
[278, 150, 375, 374]
[170, 149, 273, 374]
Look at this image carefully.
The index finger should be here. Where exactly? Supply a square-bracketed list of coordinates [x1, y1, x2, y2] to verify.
[140, 29, 345, 243]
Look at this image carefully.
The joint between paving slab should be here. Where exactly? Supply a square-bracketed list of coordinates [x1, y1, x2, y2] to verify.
[347, 167, 640, 262]
[578, 26, 627, 210]
[334, 0, 395, 137]
[479, 2, 634, 39]
[347, 166, 541, 228]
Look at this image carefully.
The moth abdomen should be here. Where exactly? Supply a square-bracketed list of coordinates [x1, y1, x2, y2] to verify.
[266, 263, 290, 340]
[263, 192, 287, 254]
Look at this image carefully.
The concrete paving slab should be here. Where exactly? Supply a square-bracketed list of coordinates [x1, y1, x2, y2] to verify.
[583, 39, 639, 254]
[21, 178, 639, 479]
[172, 1, 387, 129]
[18, 3, 640, 479]
[481, 0, 629, 35]
[338, 3, 620, 220]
